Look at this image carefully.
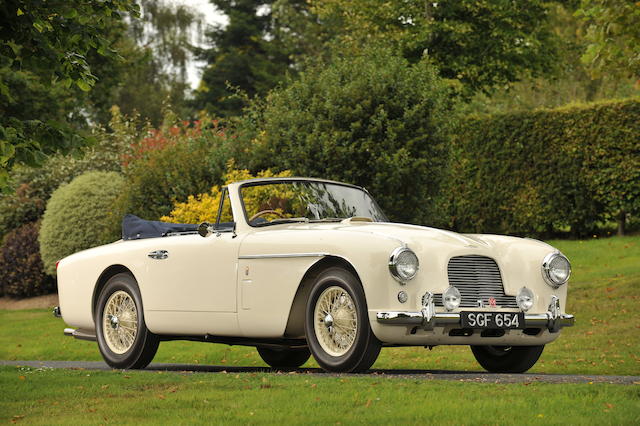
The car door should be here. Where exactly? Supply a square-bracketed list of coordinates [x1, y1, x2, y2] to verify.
[143, 231, 240, 313]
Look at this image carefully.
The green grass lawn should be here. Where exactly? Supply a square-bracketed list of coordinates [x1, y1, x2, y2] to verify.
[1, 366, 638, 425]
[1, 235, 639, 375]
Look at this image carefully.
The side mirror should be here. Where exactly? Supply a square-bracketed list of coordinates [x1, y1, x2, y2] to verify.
[198, 222, 214, 237]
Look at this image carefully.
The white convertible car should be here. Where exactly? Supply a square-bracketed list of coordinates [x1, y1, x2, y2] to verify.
[55, 177, 574, 373]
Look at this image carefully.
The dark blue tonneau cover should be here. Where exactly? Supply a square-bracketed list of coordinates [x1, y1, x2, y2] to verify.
[122, 214, 198, 240]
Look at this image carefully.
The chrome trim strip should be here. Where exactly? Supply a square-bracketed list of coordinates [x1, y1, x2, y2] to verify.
[541, 251, 571, 288]
[388, 246, 419, 283]
[238, 252, 329, 259]
[376, 311, 575, 331]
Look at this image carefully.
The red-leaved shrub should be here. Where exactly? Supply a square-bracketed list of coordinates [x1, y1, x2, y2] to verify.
[0, 222, 55, 298]
[122, 119, 224, 167]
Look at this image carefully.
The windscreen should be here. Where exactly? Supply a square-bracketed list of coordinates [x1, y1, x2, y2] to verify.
[240, 181, 388, 227]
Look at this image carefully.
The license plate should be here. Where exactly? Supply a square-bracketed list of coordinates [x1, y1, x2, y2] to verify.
[461, 312, 524, 329]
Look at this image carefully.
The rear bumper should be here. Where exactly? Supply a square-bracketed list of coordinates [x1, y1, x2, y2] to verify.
[376, 293, 574, 333]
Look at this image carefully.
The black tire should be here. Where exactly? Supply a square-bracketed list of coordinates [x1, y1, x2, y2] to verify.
[257, 347, 311, 369]
[470, 345, 545, 373]
[304, 267, 381, 373]
[95, 273, 159, 369]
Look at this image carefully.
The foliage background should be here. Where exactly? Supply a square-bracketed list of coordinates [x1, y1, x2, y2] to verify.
[162, 166, 293, 224]
[0, 108, 137, 237]
[108, 119, 242, 236]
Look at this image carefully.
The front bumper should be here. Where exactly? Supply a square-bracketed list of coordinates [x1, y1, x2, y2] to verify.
[376, 293, 574, 333]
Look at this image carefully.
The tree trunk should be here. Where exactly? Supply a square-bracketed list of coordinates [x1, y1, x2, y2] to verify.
[585, 78, 602, 102]
[617, 210, 626, 237]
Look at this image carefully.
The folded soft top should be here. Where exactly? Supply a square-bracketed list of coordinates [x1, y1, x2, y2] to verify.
[122, 214, 198, 240]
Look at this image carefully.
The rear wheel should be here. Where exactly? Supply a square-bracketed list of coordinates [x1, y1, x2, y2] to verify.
[95, 273, 159, 369]
[305, 267, 381, 373]
[257, 347, 311, 369]
[470, 345, 545, 373]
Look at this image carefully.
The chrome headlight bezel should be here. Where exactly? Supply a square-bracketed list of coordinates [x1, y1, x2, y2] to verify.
[388, 247, 419, 283]
[541, 252, 571, 288]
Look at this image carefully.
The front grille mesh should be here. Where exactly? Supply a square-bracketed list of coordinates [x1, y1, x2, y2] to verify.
[433, 255, 518, 308]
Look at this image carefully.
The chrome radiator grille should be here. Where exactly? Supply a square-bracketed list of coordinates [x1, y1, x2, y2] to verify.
[434, 255, 518, 308]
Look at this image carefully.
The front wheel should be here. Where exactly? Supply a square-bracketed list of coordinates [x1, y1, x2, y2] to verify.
[257, 347, 311, 369]
[304, 267, 381, 373]
[470, 345, 545, 373]
[95, 273, 159, 369]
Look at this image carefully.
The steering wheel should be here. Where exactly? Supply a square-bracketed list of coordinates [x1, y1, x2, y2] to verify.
[249, 209, 286, 222]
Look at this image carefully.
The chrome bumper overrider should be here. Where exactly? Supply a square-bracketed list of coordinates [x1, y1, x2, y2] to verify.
[376, 293, 575, 333]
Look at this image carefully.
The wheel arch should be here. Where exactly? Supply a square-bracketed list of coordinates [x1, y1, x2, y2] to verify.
[283, 255, 362, 338]
[92, 264, 136, 318]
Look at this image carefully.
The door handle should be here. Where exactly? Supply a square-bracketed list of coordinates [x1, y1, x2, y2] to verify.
[148, 250, 169, 260]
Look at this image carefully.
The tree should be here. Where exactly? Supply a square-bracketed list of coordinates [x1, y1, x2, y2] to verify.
[0, 0, 139, 187]
[249, 46, 453, 225]
[275, 0, 559, 95]
[87, 1, 204, 125]
[577, 0, 640, 80]
[193, 0, 292, 118]
[460, 2, 638, 114]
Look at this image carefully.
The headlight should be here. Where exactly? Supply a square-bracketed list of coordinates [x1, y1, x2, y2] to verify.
[442, 286, 461, 311]
[517, 287, 534, 311]
[388, 247, 419, 282]
[541, 252, 571, 288]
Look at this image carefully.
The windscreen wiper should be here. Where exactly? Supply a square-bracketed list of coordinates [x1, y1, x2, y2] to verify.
[257, 218, 310, 226]
[308, 217, 343, 223]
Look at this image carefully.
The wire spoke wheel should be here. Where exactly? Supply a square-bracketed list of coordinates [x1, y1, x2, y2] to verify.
[305, 267, 381, 373]
[96, 273, 159, 369]
[313, 286, 358, 357]
[102, 290, 138, 354]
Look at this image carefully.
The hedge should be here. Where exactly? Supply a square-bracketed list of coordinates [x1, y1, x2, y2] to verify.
[445, 98, 640, 237]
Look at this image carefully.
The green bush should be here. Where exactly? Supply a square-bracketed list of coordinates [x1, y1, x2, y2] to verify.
[112, 120, 241, 227]
[0, 222, 55, 298]
[0, 108, 137, 238]
[39, 171, 126, 275]
[0, 155, 116, 238]
[248, 46, 453, 224]
[446, 98, 640, 237]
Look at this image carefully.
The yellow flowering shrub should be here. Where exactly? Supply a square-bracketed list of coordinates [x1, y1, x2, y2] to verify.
[161, 166, 293, 224]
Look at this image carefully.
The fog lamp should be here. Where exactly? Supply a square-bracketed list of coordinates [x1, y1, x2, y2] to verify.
[442, 286, 461, 311]
[517, 287, 535, 312]
[397, 291, 408, 303]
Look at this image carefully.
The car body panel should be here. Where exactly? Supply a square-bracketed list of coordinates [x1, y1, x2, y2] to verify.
[57, 178, 572, 348]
